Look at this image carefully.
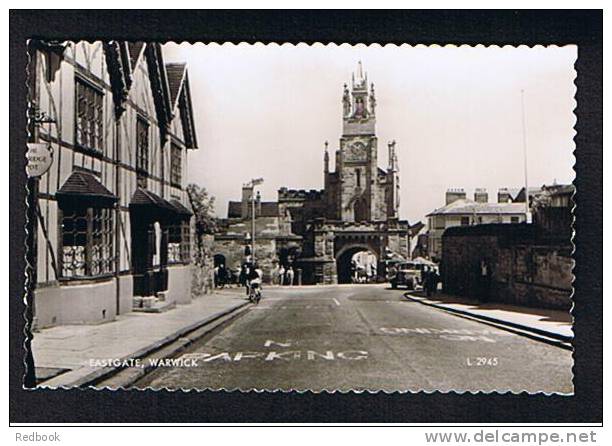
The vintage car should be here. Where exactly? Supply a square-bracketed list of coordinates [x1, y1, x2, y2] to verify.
[389, 261, 426, 290]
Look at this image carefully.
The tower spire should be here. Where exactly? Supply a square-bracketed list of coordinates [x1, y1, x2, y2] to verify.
[324, 140, 330, 173]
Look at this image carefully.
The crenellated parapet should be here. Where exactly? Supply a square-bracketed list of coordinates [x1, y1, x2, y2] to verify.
[278, 187, 325, 202]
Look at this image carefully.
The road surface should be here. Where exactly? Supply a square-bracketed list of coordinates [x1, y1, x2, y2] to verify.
[135, 284, 573, 393]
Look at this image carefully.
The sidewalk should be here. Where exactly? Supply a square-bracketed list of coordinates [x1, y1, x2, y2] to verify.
[32, 289, 248, 388]
[404, 291, 573, 343]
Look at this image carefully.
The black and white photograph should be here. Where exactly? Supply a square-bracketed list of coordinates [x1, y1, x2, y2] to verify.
[24, 40, 577, 394]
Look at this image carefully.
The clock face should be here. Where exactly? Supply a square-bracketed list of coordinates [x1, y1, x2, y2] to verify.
[345, 142, 368, 162]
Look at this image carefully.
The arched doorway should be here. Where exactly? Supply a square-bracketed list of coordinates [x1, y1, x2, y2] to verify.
[336, 244, 379, 284]
[213, 253, 226, 267]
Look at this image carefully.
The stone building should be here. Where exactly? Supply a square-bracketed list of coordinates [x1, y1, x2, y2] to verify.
[440, 184, 574, 310]
[213, 63, 417, 284]
[28, 41, 198, 327]
[213, 185, 302, 282]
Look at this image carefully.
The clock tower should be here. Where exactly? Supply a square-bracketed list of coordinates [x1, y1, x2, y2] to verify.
[336, 61, 381, 222]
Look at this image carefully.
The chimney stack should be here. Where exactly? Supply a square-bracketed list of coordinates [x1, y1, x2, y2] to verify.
[497, 188, 512, 203]
[474, 188, 488, 203]
[445, 188, 466, 205]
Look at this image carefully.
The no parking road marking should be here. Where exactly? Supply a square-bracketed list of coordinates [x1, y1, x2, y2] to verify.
[380, 327, 513, 343]
[177, 338, 369, 365]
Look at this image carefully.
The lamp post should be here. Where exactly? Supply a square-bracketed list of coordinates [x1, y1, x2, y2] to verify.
[250, 178, 264, 263]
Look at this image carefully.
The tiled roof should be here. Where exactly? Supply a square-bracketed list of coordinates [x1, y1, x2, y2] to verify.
[56, 171, 117, 201]
[165, 63, 187, 109]
[427, 198, 526, 217]
[127, 42, 145, 70]
[169, 199, 193, 216]
[130, 188, 175, 212]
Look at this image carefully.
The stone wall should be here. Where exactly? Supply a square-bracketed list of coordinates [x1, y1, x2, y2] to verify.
[441, 224, 572, 310]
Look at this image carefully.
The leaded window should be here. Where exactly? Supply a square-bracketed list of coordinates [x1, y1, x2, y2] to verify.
[75, 78, 104, 152]
[168, 221, 191, 264]
[61, 206, 114, 278]
[136, 117, 149, 188]
[170, 144, 182, 187]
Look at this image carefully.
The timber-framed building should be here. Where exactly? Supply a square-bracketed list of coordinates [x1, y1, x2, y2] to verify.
[28, 41, 198, 327]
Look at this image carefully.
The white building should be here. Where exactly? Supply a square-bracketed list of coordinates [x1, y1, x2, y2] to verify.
[426, 188, 527, 260]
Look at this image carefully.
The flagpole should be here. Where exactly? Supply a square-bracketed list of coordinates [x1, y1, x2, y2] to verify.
[520, 89, 530, 221]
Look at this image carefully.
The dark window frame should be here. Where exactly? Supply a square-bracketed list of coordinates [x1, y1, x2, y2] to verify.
[59, 203, 114, 280]
[74, 76, 105, 155]
[170, 143, 182, 188]
[136, 115, 149, 189]
[167, 219, 191, 265]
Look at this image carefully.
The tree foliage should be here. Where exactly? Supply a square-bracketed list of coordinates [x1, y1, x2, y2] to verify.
[186, 183, 217, 264]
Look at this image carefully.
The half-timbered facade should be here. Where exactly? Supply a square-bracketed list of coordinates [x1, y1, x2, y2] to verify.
[28, 41, 198, 328]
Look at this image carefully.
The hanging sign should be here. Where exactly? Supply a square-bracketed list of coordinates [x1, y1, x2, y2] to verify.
[26, 143, 53, 178]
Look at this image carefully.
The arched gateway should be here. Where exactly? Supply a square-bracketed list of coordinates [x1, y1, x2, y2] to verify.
[214, 63, 419, 285]
[335, 243, 379, 284]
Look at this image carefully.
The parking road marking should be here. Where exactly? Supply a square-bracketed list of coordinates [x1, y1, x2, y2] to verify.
[333, 298, 340, 307]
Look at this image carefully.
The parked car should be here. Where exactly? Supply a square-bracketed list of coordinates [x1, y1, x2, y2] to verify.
[390, 261, 426, 290]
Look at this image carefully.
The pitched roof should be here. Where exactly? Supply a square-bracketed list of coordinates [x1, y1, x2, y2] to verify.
[169, 198, 193, 216]
[165, 63, 198, 149]
[427, 198, 526, 217]
[130, 188, 175, 212]
[127, 42, 145, 71]
[56, 170, 117, 202]
[165, 63, 187, 110]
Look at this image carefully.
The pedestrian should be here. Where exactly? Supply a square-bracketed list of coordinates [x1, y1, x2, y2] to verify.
[426, 267, 439, 297]
[213, 265, 220, 289]
[239, 264, 247, 288]
[218, 264, 227, 289]
[479, 259, 491, 303]
[278, 265, 286, 286]
[423, 266, 432, 297]
[286, 266, 295, 286]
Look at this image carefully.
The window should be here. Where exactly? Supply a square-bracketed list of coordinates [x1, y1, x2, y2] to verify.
[170, 144, 182, 187]
[75, 78, 104, 152]
[433, 216, 446, 230]
[511, 216, 520, 224]
[136, 117, 149, 188]
[356, 169, 361, 188]
[460, 216, 470, 226]
[168, 221, 190, 264]
[61, 206, 114, 278]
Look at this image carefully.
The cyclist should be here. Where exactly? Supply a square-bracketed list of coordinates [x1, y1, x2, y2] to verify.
[247, 263, 264, 302]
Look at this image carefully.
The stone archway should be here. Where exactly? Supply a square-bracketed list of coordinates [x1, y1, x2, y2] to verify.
[335, 243, 379, 284]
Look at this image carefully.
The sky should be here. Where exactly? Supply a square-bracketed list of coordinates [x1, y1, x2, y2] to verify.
[163, 43, 576, 224]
